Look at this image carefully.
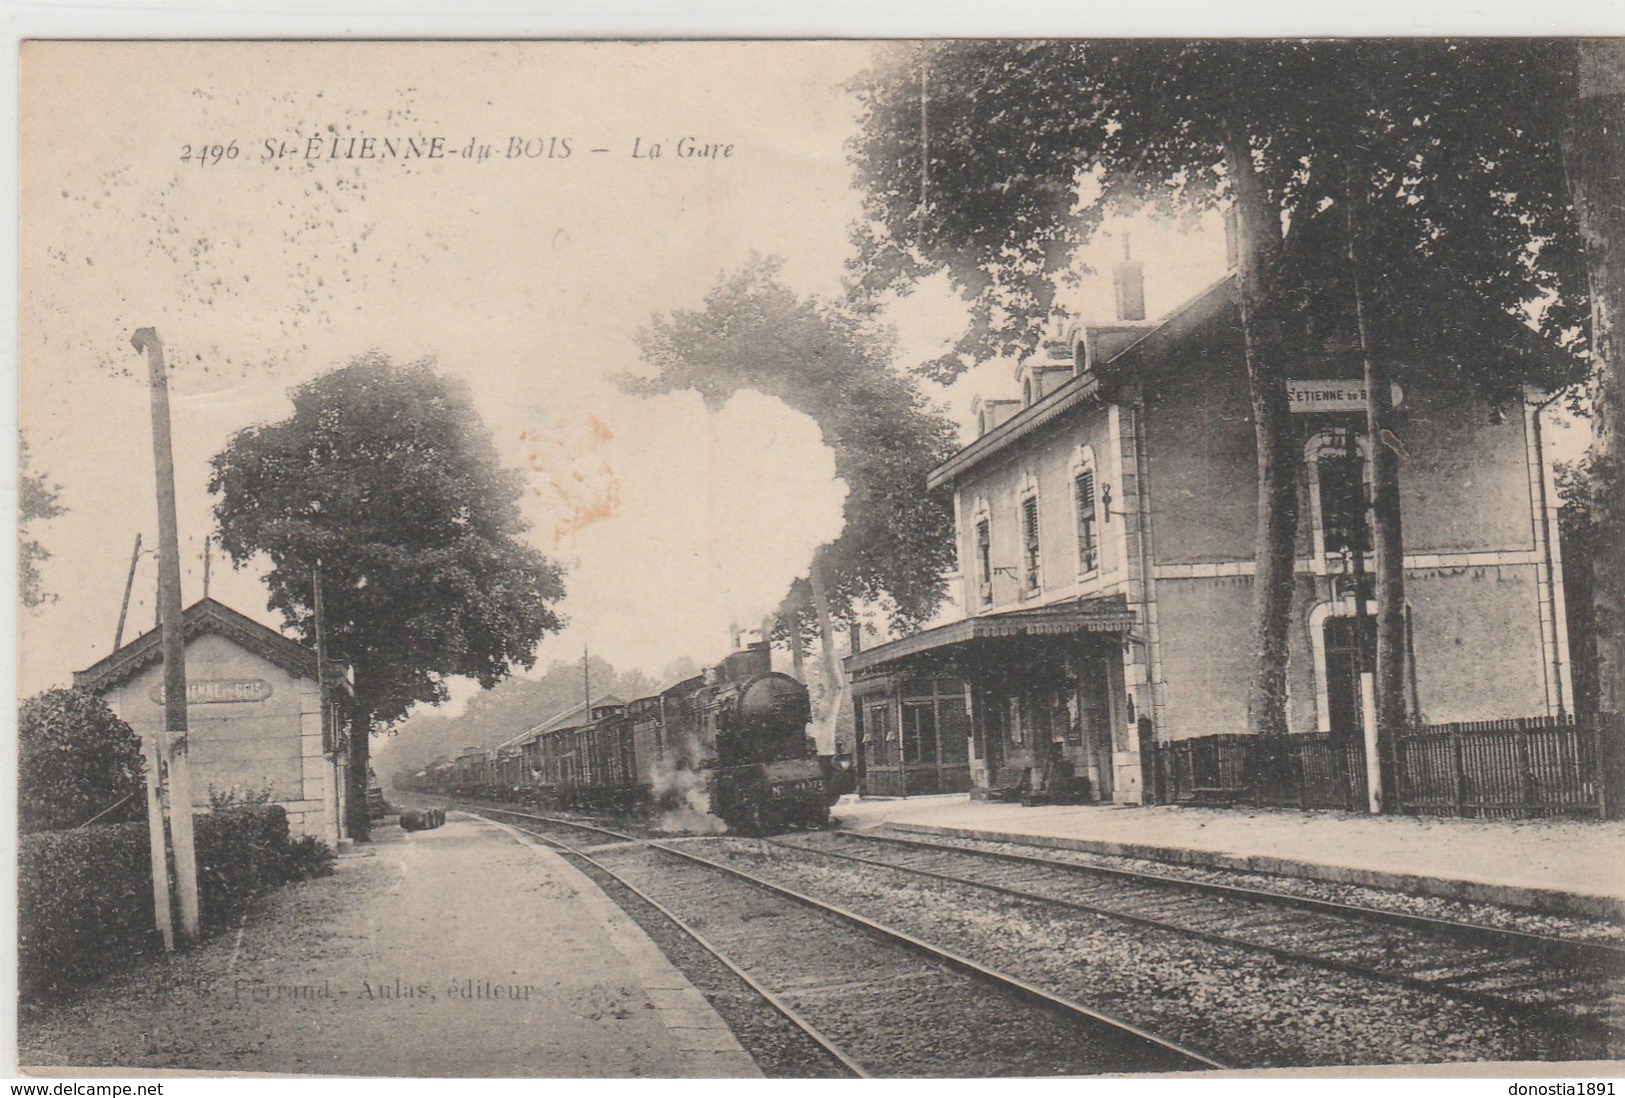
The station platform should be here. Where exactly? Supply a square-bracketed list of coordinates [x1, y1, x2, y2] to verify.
[833, 794, 1625, 921]
[19, 812, 760, 1078]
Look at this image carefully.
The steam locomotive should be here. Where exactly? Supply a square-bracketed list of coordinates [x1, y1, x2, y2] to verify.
[417, 642, 852, 834]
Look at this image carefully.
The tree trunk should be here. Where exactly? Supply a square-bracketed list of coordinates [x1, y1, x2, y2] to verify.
[1346, 155, 1408, 808]
[790, 611, 807, 682]
[1566, 40, 1625, 717]
[346, 691, 372, 842]
[1224, 118, 1299, 739]
[807, 553, 848, 754]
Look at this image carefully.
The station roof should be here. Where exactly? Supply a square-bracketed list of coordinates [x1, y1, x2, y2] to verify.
[843, 595, 1136, 678]
[73, 596, 348, 695]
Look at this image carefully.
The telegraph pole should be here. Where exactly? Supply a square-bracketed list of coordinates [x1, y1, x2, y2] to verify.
[132, 327, 200, 943]
[115, 530, 171, 948]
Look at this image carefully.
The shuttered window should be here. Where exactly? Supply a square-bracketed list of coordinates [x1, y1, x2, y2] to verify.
[1075, 469, 1099, 574]
[1021, 494, 1041, 592]
[976, 518, 993, 604]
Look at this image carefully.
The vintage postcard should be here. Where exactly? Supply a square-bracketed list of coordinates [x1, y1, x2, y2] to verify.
[15, 37, 1624, 1083]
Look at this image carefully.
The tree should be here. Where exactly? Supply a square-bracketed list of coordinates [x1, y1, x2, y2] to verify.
[209, 355, 567, 839]
[629, 257, 960, 740]
[849, 41, 1588, 752]
[20, 687, 145, 833]
[1563, 40, 1625, 716]
[19, 437, 65, 609]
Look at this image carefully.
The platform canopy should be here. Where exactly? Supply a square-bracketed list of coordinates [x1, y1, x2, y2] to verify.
[844, 595, 1137, 678]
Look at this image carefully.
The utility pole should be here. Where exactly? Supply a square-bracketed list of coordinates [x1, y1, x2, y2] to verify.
[115, 532, 171, 948]
[582, 643, 591, 714]
[1347, 156, 1406, 814]
[132, 327, 200, 943]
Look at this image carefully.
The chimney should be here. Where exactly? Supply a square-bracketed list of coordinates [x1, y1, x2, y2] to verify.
[1113, 234, 1145, 322]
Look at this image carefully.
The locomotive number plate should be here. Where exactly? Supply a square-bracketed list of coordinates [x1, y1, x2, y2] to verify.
[768, 778, 824, 796]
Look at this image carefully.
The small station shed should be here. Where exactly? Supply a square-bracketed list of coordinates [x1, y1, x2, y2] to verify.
[74, 597, 349, 844]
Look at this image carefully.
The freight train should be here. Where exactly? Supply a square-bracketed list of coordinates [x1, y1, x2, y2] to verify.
[411, 642, 855, 834]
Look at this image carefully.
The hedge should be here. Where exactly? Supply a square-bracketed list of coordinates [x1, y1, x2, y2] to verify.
[17, 821, 157, 999]
[18, 804, 333, 1000]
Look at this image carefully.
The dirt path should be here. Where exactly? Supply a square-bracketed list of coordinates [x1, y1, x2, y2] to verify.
[19, 816, 757, 1077]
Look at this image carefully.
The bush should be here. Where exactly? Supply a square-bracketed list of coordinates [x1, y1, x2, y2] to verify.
[19, 687, 146, 833]
[287, 835, 337, 880]
[17, 822, 160, 998]
[194, 805, 295, 927]
[19, 804, 334, 1000]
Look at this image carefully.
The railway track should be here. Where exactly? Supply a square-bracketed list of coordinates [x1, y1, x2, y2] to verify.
[450, 803, 1611, 1066]
[462, 805, 1222, 1076]
[762, 827, 1624, 1053]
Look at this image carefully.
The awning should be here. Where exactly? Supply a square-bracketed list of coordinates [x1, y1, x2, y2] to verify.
[844, 595, 1137, 677]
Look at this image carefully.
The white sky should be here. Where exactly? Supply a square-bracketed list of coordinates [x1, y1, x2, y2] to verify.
[14, 37, 1591, 712]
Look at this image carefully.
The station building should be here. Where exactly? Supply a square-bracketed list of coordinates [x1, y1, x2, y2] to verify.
[845, 271, 1573, 804]
[74, 597, 351, 843]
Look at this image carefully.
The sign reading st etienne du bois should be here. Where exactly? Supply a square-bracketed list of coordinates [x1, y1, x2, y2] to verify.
[148, 679, 274, 705]
[1286, 380, 1404, 413]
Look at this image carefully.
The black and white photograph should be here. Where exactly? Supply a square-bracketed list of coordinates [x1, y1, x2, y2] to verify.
[12, 29, 1625, 1082]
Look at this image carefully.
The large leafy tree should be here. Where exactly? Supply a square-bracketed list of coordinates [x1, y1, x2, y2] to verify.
[849, 41, 1587, 747]
[19, 438, 65, 609]
[20, 687, 145, 833]
[209, 355, 567, 838]
[629, 257, 959, 738]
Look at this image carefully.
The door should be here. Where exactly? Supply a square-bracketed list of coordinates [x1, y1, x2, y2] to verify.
[1323, 615, 1376, 745]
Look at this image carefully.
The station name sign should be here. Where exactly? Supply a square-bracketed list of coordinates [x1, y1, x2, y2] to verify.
[148, 678, 273, 705]
[1287, 380, 1403, 414]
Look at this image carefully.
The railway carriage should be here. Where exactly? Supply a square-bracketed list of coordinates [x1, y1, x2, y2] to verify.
[428, 642, 837, 834]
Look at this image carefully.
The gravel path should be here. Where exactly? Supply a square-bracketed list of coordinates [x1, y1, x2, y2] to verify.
[19, 820, 736, 1077]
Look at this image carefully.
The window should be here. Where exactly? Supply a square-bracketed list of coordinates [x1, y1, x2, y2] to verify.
[865, 703, 891, 766]
[1075, 468, 1099, 575]
[1021, 494, 1041, 593]
[975, 518, 993, 605]
[1316, 433, 1370, 558]
[902, 702, 938, 763]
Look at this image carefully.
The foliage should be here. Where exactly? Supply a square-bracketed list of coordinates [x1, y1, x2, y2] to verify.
[848, 40, 1586, 394]
[19, 437, 65, 609]
[206, 780, 277, 811]
[17, 804, 326, 1000]
[193, 804, 296, 927]
[629, 256, 960, 635]
[287, 834, 338, 880]
[209, 355, 568, 724]
[19, 687, 146, 834]
[209, 354, 569, 835]
[385, 653, 658, 781]
[17, 821, 156, 998]
[1557, 454, 1620, 718]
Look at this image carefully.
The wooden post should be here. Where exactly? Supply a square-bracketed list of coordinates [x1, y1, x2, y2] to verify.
[140, 714, 173, 952]
[131, 327, 200, 944]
